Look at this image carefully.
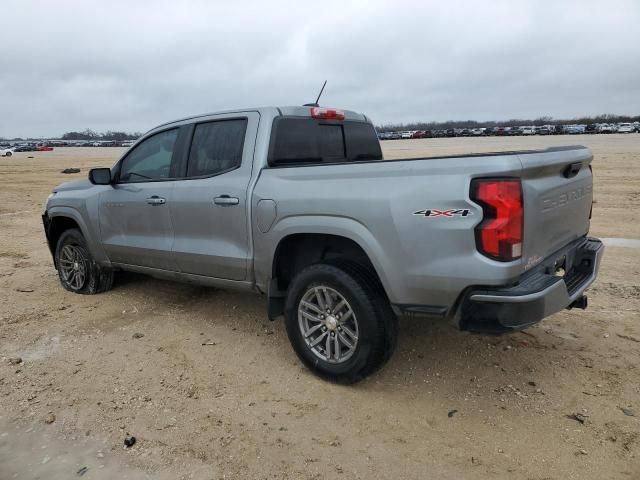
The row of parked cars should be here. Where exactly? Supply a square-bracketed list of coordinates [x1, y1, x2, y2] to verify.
[63, 140, 136, 147]
[379, 122, 640, 140]
[0, 140, 137, 157]
[0, 143, 55, 156]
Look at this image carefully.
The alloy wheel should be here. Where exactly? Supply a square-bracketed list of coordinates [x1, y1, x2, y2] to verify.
[298, 285, 359, 364]
[58, 244, 88, 291]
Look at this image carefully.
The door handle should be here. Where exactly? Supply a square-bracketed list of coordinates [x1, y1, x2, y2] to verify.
[214, 195, 239, 206]
[146, 196, 166, 205]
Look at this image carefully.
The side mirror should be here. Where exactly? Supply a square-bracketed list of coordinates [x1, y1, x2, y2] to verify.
[88, 167, 112, 185]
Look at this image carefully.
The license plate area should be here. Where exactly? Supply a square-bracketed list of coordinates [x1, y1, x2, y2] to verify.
[517, 237, 591, 290]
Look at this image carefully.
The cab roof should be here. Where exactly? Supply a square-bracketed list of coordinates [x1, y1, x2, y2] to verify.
[151, 106, 369, 132]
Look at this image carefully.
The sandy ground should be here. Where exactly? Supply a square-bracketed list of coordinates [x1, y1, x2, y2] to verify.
[0, 135, 639, 480]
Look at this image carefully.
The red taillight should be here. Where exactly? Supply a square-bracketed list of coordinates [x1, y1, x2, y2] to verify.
[471, 178, 523, 261]
[310, 107, 345, 121]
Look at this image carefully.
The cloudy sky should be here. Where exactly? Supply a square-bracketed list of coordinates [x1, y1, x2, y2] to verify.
[2, 0, 639, 137]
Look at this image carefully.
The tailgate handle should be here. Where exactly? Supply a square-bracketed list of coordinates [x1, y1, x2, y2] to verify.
[563, 162, 582, 178]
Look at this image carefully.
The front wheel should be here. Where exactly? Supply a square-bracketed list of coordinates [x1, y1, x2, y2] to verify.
[55, 228, 113, 294]
[284, 261, 397, 383]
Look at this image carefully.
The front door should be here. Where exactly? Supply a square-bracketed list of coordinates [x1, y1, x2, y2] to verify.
[99, 127, 184, 270]
[169, 113, 259, 280]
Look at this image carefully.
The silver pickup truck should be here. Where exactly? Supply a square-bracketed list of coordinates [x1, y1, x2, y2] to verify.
[42, 106, 604, 383]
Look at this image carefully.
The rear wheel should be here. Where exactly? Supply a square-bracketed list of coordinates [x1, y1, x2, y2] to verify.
[284, 261, 397, 383]
[5, 151, 11, 157]
[55, 228, 113, 294]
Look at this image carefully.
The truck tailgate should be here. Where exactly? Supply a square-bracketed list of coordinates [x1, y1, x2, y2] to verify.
[519, 146, 593, 270]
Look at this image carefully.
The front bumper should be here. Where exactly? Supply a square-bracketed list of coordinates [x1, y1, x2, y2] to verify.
[460, 236, 604, 333]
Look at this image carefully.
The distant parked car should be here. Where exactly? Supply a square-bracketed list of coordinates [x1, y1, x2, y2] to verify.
[565, 125, 584, 134]
[597, 124, 616, 134]
[617, 123, 634, 134]
[1, 147, 14, 157]
[470, 128, 485, 136]
[13, 145, 34, 152]
[520, 126, 535, 135]
[584, 124, 598, 134]
[35, 145, 54, 151]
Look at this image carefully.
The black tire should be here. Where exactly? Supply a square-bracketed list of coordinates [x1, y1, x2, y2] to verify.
[284, 260, 397, 384]
[55, 228, 114, 294]
[6, 151, 11, 157]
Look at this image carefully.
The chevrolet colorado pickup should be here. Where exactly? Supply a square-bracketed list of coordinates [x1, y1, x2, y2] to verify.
[43, 106, 604, 383]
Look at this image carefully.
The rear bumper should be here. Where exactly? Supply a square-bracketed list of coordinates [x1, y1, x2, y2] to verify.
[460, 236, 604, 333]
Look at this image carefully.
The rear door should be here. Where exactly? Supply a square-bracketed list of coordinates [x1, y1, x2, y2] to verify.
[169, 112, 259, 280]
[519, 147, 593, 267]
[99, 127, 187, 270]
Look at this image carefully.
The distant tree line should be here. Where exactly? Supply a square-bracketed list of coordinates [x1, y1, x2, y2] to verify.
[377, 113, 640, 132]
[60, 129, 141, 141]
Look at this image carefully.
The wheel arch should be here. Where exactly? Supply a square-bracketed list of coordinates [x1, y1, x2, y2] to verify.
[264, 217, 394, 319]
[45, 207, 108, 266]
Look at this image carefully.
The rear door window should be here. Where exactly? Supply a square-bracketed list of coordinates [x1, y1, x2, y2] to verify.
[186, 119, 247, 177]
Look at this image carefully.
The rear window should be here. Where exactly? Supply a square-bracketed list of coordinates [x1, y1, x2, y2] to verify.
[269, 118, 382, 166]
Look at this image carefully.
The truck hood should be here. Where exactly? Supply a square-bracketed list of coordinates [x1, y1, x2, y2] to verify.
[53, 179, 92, 193]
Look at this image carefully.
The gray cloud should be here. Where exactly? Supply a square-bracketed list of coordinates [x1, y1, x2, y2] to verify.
[2, 0, 639, 137]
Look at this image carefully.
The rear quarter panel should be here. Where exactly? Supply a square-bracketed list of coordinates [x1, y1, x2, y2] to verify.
[252, 154, 525, 309]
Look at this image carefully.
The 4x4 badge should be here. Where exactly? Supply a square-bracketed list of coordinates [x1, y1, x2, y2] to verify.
[413, 209, 472, 218]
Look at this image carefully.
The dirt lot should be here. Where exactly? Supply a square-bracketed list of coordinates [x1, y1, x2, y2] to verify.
[1, 135, 639, 479]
